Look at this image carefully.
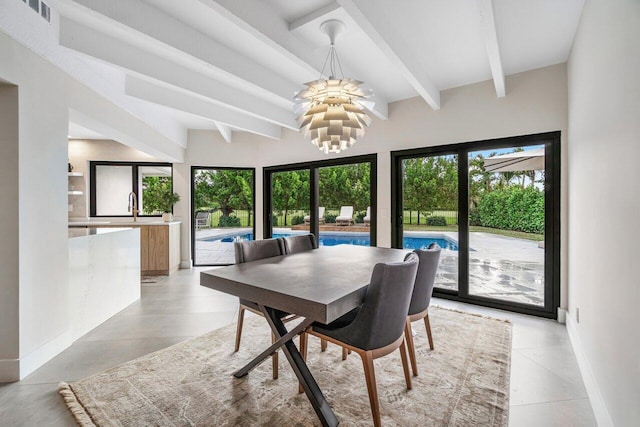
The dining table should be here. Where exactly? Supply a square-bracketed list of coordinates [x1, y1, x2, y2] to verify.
[200, 244, 409, 427]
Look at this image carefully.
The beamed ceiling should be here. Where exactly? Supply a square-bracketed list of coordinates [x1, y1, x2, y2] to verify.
[15, 0, 585, 145]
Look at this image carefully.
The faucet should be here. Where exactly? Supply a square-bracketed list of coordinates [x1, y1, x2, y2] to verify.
[128, 192, 139, 222]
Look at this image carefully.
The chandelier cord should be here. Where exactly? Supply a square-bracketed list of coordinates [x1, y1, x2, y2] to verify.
[319, 44, 345, 80]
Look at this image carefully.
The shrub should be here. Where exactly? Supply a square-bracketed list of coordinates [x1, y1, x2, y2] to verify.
[355, 210, 367, 224]
[469, 208, 482, 226]
[291, 215, 305, 226]
[426, 216, 447, 226]
[324, 213, 337, 224]
[218, 215, 241, 227]
[474, 186, 544, 234]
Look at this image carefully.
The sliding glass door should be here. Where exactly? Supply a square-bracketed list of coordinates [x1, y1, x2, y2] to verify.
[264, 155, 376, 247]
[392, 133, 560, 318]
[191, 167, 255, 266]
[400, 154, 459, 293]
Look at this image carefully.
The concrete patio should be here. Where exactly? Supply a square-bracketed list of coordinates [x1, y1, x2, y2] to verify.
[194, 228, 545, 307]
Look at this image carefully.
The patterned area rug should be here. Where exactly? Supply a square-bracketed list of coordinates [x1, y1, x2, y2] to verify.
[59, 307, 511, 426]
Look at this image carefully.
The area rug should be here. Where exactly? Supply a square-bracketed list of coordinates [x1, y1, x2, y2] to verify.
[59, 307, 511, 426]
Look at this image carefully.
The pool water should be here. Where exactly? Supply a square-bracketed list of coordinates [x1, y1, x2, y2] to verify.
[202, 232, 458, 251]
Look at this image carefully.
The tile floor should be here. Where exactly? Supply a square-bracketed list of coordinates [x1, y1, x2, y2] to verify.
[0, 267, 596, 426]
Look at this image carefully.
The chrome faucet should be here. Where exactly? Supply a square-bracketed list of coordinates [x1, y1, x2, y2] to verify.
[128, 192, 139, 222]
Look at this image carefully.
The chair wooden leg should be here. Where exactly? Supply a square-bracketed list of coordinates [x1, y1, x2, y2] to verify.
[342, 347, 348, 360]
[424, 313, 434, 350]
[234, 306, 245, 352]
[298, 332, 308, 394]
[404, 319, 418, 376]
[321, 339, 327, 352]
[360, 351, 382, 427]
[399, 338, 412, 390]
[271, 332, 278, 380]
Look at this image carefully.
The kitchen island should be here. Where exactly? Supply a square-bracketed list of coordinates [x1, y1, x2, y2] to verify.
[68, 227, 140, 341]
[69, 220, 181, 275]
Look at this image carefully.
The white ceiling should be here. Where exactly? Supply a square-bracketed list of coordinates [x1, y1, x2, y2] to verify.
[46, 0, 585, 144]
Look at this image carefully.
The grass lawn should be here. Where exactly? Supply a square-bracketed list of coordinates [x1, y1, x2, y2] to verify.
[403, 224, 544, 241]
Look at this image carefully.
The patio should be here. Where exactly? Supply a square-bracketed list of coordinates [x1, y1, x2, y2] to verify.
[194, 228, 544, 307]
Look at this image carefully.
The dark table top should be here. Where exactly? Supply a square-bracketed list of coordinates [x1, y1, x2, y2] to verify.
[200, 244, 409, 324]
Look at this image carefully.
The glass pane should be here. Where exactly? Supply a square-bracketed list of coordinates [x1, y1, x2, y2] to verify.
[468, 145, 545, 306]
[95, 165, 133, 216]
[401, 155, 459, 291]
[318, 162, 371, 246]
[139, 166, 172, 215]
[271, 169, 310, 236]
[193, 169, 254, 265]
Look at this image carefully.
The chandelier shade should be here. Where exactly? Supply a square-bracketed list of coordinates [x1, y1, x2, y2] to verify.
[293, 20, 374, 154]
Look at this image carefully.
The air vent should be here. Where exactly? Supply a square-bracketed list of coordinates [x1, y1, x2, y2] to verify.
[20, 0, 51, 23]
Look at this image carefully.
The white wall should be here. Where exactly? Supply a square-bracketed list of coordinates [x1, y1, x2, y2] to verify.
[0, 29, 183, 380]
[567, 0, 640, 425]
[176, 64, 569, 282]
[0, 84, 20, 380]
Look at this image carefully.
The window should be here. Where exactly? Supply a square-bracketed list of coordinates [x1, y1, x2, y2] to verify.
[90, 161, 173, 217]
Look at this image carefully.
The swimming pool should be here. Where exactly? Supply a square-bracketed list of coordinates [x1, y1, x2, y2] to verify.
[201, 232, 459, 251]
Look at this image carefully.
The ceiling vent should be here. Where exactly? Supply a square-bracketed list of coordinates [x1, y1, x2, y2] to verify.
[22, 0, 51, 23]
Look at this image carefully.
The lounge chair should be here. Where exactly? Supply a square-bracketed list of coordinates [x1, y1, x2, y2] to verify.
[335, 206, 354, 226]
[363, 206, 371, 226]
[195, 211, 210, 230]
[303, 207, 325, 224]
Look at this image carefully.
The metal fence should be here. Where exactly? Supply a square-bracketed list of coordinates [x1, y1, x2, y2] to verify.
[403, 210, 458, 225]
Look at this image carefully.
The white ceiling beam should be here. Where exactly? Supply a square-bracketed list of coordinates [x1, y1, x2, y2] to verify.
[59, 18, 297, 130]
[59, 0, 294, 103]
[477, 0, 506, 97]
[335, 0, 441, 110]
[288, 3, 341, 32]
[201, 0, 389, 120]
[214, 123, 233, 143]
[125, 76, 282, 140]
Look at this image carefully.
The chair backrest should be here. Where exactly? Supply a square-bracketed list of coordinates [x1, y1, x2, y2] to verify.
[234, 238, 285, 264]
[406, 243, 441, 316]
[336, 253, 419, 350]
[195, 212, 209, 220]
[283, 234, 318, 254]
[318, 207, 325, 219]
[339, 206, 353, 218]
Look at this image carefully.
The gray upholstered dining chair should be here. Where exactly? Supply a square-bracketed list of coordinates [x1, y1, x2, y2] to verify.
[282, 233, 318, 254]
[404, 243, 441, 377]
[234, 238, 290, 379]
[299, 253, 419, 427]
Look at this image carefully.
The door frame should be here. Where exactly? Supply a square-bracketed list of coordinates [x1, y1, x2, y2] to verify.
[391, 132, 561, 318]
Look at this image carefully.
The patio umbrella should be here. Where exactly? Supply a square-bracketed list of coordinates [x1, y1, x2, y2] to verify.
[483, 148, 545, 172]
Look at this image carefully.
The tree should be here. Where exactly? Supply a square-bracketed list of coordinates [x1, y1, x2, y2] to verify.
[272, 171, 308, 226]
[402, 156, 458, 224]
[193, 169, 253, 221]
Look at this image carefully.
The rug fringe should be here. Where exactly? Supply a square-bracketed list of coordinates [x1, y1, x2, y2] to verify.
[58, 382, 97, 427]
[432, 305, 512, 323]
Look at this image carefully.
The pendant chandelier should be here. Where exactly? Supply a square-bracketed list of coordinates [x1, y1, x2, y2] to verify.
[294, 20, 374, 154]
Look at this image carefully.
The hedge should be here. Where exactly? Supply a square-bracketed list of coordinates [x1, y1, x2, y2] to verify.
[470, 186, 544, 234]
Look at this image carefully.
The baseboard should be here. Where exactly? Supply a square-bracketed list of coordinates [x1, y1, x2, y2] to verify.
[180, 260, 192, 269]
[18, 330, 72, 380]
[0, 358, 20, 382]
[566, 314, 614, 427]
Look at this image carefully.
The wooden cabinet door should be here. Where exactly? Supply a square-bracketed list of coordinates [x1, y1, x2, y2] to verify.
[147, 226, 169, 271]
[140, 225, 150, 271]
